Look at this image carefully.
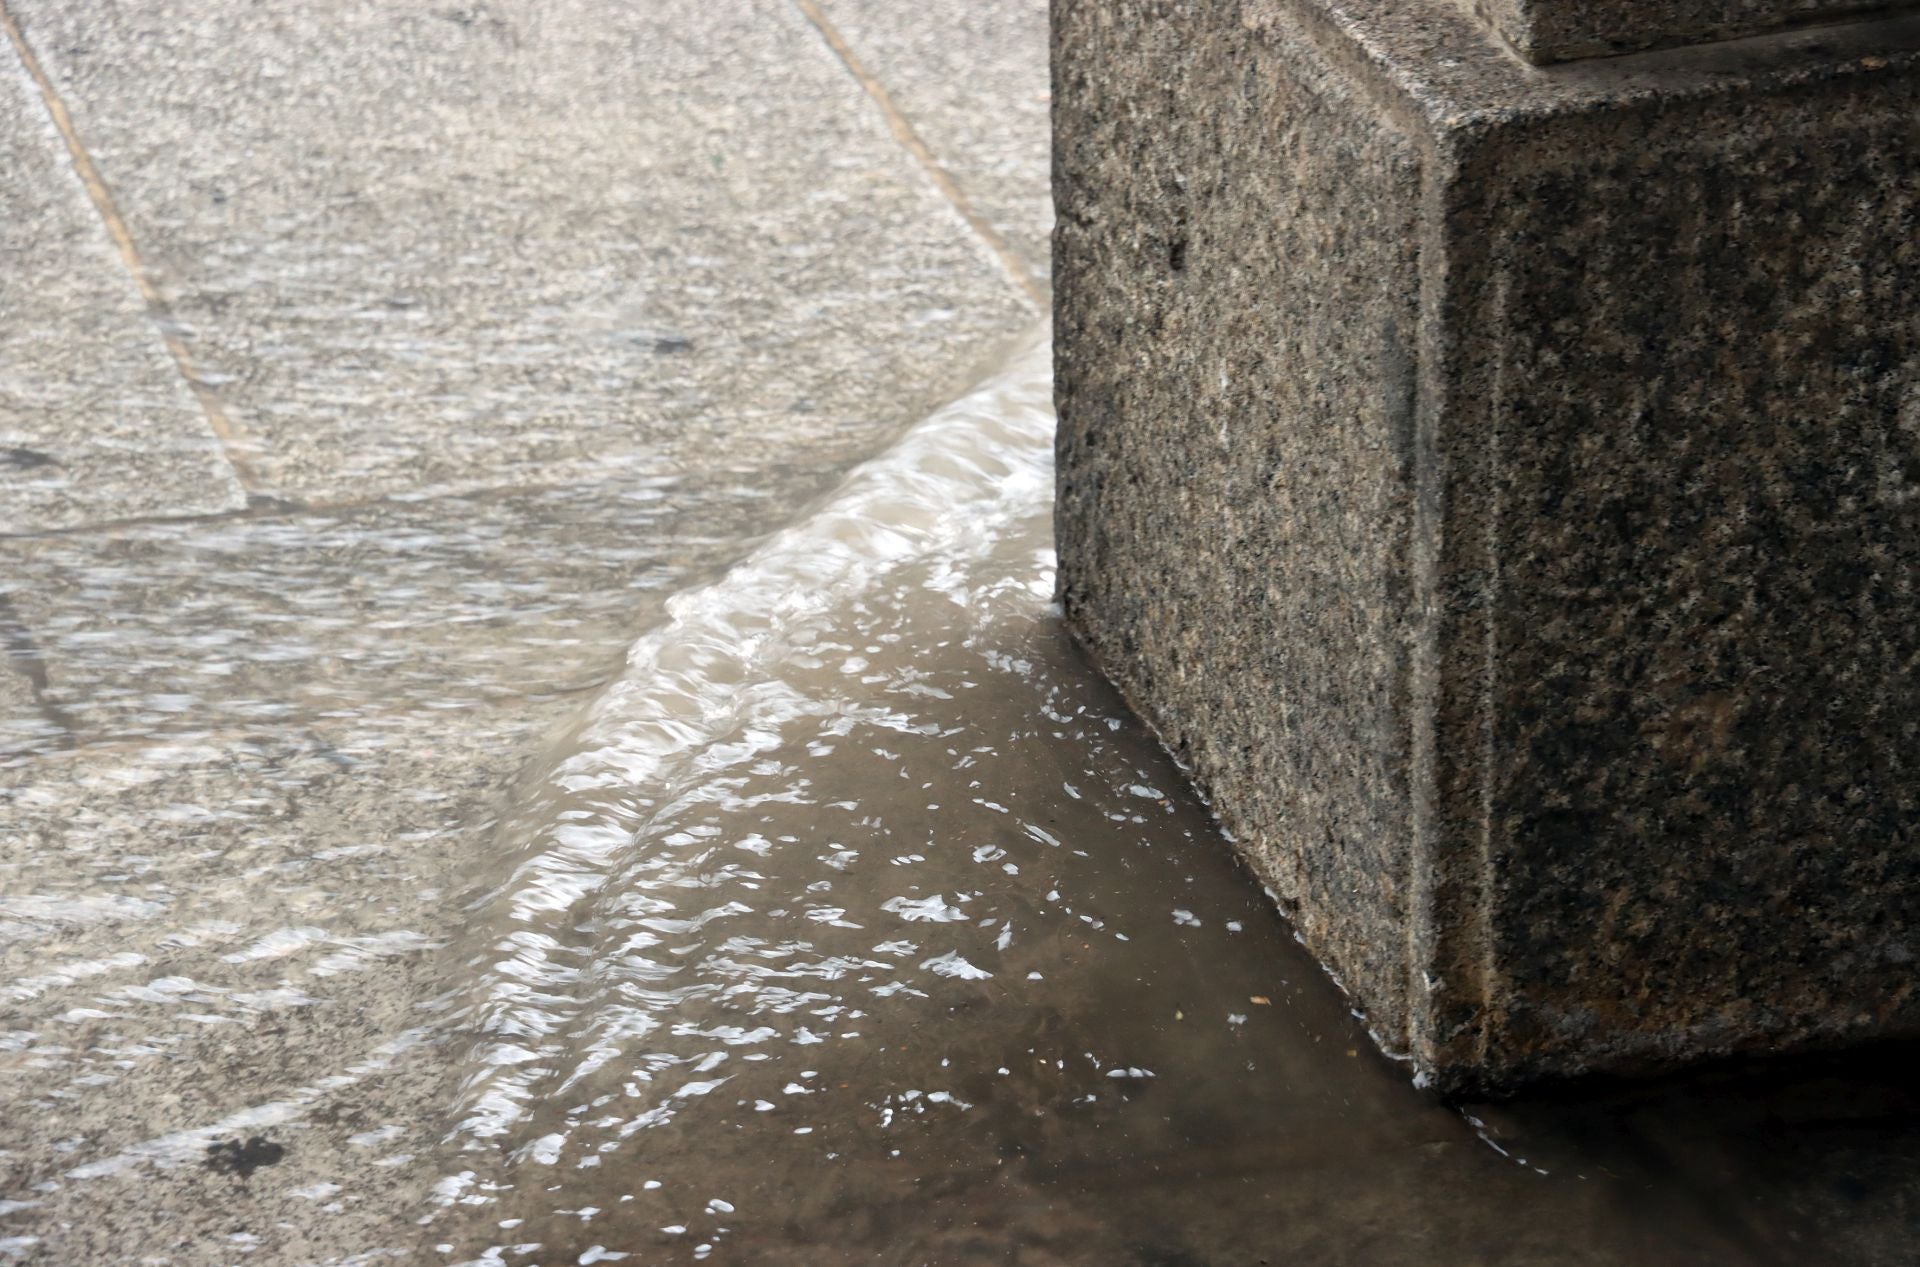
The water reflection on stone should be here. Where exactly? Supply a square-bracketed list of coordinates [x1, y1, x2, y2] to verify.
[7, 338, 1918, 1264]
[422, 341, 1743, 1264]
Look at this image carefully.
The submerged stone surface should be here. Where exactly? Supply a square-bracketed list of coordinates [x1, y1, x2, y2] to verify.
[1054, 0, 1920, 1094]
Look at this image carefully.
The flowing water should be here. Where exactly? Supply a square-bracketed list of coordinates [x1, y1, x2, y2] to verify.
[414, 335, 1726, 1265]
[7, 335, 1920, 1264]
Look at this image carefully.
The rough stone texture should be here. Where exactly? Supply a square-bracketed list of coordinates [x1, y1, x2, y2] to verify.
[0, 651, 48, 758]
[0, 468, 832, 748]
[1468, 0, 1920, 64]
[5, 0, 1034, 505]
[0, 51, 246, 533]
[1054, 0, 1920, 1094]
[0, 1, 1050, 1256]
[815, 0, 1054, 286]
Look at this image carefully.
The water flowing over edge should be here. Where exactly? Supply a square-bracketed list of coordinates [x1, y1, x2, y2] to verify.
[443, 328, 1056, 1147]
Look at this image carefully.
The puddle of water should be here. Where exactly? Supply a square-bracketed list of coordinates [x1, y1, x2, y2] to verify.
[6, 332, 1917, 1265]
[417, 336, 1749, 1264]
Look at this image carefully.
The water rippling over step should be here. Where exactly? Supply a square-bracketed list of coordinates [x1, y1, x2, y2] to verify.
[1, 328, 1784, 1265]
[423, 333, 1729, 1264]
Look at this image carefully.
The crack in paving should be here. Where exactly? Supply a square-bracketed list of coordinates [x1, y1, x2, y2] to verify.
[792, 0, 1048, 310]
[0, 0, 262, 494]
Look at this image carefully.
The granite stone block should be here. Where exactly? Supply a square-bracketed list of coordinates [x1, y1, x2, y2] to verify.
[1054, 0, 1920, 1094]
[1469, 0, 1920, 64]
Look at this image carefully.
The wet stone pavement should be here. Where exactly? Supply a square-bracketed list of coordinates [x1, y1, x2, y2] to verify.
[1, 0, 1042, 1258]
[1, 2, 1918, 1266]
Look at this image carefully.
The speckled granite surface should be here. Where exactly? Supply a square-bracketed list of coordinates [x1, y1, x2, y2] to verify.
[1467, 0, 1920, 64]
[1054, 0, 1920, 1094]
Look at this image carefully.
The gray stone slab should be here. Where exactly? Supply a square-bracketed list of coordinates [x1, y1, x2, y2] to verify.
[1054, 0, 1920, 1093]
[1470, 0, 1920, 63]
[815, 0, 1054, 286]
[0, 51, 245, 533]
[3, 0, 1034, 506]
[0, 709, 550, 1262]
[0, 462, 835, 748]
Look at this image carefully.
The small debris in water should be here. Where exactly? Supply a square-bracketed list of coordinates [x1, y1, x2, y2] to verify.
[204, 1136, 286, 1179]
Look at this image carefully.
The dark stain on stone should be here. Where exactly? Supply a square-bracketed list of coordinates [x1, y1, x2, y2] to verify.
[0, 446, 56, 470]
[1124, 1241, 1215, 1267]
[653, 335, 695, 354]
[0, 590, 80, 749]
[205, 1136, 286, 1179]
[1379, 313, 1416, 476]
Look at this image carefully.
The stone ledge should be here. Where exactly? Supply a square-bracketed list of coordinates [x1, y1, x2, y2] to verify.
[1465, 0, 1920, 66]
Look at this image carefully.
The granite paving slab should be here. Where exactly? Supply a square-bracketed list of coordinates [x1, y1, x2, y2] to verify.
[0, 44, 245, 533]
[0, 708, 555, 1264]
[0, 462, 840, 751]
[4, 0, 1035, 505]
[812, 0, 1054, 286]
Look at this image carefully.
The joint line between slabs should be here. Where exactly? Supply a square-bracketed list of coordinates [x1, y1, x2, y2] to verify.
[791, 0, 1047, 310]
[0, 1, 262, 493]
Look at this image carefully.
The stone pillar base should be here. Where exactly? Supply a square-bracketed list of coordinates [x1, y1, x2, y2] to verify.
[1053, 0, 1920, 1094]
